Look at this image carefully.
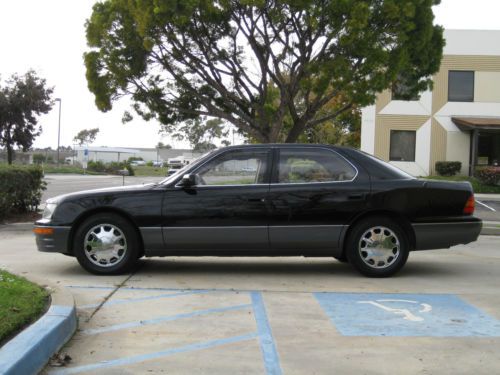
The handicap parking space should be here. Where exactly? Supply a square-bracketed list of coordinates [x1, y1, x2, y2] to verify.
[43, 285, 500, 375]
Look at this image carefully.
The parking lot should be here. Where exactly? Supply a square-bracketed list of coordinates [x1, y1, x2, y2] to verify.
[1, 174, 499, 374]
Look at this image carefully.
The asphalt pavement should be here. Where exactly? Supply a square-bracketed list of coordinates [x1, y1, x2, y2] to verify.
[0, 230, 499, 374]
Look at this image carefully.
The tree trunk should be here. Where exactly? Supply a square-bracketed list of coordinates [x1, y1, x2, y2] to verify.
[6, 142, 13, 165]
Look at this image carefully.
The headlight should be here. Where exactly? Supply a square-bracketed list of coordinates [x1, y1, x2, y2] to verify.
[42, 203, 58, 220]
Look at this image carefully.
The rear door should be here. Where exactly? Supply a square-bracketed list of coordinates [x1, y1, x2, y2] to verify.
[268, 147, 370, 254]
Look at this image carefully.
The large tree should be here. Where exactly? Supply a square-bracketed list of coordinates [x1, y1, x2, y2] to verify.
[0, 71, 53, 164]
[84, 0, 444, 143]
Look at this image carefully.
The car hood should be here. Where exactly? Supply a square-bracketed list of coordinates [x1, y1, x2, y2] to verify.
[46, 183, 158, 204]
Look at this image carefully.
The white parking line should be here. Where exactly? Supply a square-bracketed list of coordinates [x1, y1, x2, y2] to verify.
[476, 200, 497, 212]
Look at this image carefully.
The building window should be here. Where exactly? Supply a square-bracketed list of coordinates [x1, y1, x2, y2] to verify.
[389, 130, 416, 162]
[448, 71, 474, 102]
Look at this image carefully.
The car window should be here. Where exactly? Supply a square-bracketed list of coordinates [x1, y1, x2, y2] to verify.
[195, 149, 269, 186]
[277, 148, 356, 183]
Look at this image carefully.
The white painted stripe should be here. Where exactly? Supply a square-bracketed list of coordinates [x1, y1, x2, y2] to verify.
[476, 200, 496, 212]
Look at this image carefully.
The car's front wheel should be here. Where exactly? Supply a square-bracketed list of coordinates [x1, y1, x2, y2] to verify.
[346, 217, 409, 277]
[73, 213, 140, 275]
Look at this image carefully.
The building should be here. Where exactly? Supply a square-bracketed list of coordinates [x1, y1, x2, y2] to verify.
[361, 30, 500, 176]
[73, 146, 200, 165]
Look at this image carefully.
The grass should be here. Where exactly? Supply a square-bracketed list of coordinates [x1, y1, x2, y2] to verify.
[422, 175, 500, 194]
[0, 270, 49, 345]
[42, 165, 102, 175]
[132, 165, 168, 177]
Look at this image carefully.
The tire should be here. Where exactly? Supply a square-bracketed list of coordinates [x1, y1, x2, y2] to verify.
[73, 213, 140, 275]
[345, 216, 409, 277]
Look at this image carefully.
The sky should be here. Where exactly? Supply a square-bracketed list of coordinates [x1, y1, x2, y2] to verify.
[0, 0, 499, 150]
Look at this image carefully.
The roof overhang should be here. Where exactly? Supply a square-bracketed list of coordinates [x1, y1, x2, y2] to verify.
[452, 117, 500, 131]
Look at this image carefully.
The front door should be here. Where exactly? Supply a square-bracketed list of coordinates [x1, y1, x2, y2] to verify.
[161, 148, 272, 253]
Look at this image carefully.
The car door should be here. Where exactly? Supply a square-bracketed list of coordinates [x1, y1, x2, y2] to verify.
[268, 147, 370, 254]
[161, 147, 272, 253]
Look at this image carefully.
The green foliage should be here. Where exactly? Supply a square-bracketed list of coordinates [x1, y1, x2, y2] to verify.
[435, 161, 462, 176]
[172, 118, 227, 151]
[423, 175, 500, 194]
[87, 160, 135, 176]
[0, 165, 46, 220]
[73, 128, 100, 146]
[84, 0, 444, 143]
[0, 269, 49, 343]
[0, 71, 54, 164]
[127, 156, 143, 163]
[475, 167, 500, 186]
[32, 153, 46, 164]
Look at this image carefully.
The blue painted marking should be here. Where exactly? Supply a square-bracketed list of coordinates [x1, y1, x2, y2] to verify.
[251, 292, 283, 375]
[83, 303, 252, 335]
[49, 333, 258, 375]
[79, 290, 211, 309]
[315, 293, 500, 337]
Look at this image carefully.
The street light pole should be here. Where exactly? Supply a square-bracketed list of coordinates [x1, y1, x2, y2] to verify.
[55, 98, 62, 167]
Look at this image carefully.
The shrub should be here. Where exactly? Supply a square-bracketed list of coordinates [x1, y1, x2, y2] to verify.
[146, 161, 153, 167]
[127, 156, 143, 163]
[87, 160, 106, 173]
[475, 166, 500, 186]
[32, 154, 46, 164]
[435, 161, 462, 176]
[0, 165, 46, 220]
[87, 160, 134, 176]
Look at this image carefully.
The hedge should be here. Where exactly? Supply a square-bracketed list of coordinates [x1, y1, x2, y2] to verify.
[475, 166, 500, 186]
[87, 160, 134, 176]
[435, 161, 462, 176]
[0, 165, 46, 220]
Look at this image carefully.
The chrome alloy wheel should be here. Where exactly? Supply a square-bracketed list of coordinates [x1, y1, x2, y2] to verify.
[358, 226, 400, 269]
[84, 224, 127, 267]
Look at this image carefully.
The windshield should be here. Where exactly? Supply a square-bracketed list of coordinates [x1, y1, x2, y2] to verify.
[159, 150, 216, 185]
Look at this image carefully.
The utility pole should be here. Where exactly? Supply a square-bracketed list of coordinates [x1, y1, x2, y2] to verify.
[55, 98, 62, 167]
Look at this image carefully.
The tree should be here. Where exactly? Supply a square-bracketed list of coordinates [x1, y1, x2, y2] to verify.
[156, 142, 172, 149]
[0, 71, 53, 164]
[73, 128, 99, 146]
[85, 0, 444, 143]
[171, 118, 229, 152]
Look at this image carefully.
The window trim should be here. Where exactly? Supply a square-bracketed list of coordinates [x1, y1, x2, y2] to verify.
[175, 147, 273, 188]
[271, 147, 358, 185]
[448, 70, 475, 103]
[389, 130, 416, 162]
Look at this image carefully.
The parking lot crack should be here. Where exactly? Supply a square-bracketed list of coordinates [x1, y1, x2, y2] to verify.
[85, 273, 135, 322]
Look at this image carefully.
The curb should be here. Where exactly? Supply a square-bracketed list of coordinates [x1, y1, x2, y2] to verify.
[482, 221, 500, 236]
[475, 194, 500, 202]
[0, 277, 77, 375]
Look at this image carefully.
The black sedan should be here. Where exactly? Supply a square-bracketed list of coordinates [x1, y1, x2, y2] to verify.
[34, 144, 482, 277]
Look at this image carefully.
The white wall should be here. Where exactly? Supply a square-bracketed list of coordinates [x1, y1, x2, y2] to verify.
[361, 105, 376, 154]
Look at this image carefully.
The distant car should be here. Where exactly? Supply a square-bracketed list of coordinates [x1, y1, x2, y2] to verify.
[152, 161, 164, 167]
[34, 144, 481, 277]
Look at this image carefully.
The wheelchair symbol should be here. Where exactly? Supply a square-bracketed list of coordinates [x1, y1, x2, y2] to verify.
[357, 299, 432, 322]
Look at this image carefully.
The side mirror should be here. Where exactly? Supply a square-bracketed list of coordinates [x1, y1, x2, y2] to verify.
[180, 173, 197, 187]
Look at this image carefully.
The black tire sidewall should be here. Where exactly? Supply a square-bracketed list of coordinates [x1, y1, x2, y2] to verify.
[74, 213, 140, 275]
[346, 217, 409, 277]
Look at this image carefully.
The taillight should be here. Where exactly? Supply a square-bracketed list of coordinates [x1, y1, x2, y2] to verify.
[463, 195, 475, 215]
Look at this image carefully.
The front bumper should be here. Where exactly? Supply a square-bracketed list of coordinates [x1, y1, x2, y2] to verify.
[412, 218, 482, 250]
[34, 225, 72, 254]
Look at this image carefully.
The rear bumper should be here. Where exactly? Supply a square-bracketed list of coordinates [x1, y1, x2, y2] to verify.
[34, 225, 71, 254]
[412, 218, 482, 250]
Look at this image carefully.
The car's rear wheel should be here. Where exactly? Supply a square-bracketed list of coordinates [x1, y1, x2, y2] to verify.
[346, 217, 409, 277]
[74, 213, 140, 275]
